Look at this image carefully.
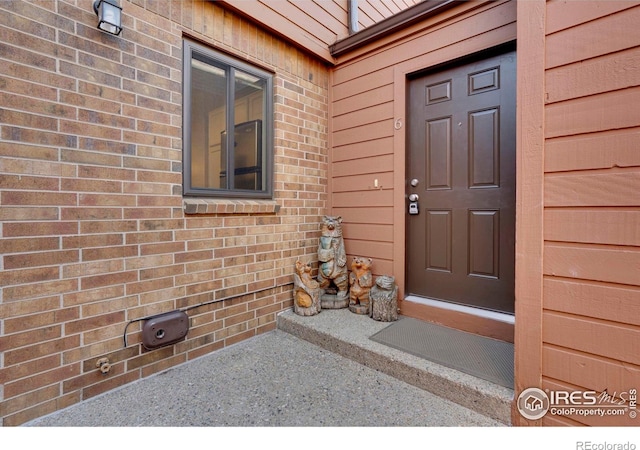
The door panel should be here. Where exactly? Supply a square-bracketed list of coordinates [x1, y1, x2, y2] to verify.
[407, 48, 516, 314]
[469, 108, 499, 188]
[426, 118, 452, 189]
[468, 209, 499, 278]
[426, 209, 452, 272]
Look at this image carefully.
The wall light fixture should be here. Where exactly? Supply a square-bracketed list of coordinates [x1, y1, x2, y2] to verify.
[93, 0, 122, 36]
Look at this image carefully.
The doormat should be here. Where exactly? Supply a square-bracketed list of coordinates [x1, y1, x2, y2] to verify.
[370, 317, 514, 389]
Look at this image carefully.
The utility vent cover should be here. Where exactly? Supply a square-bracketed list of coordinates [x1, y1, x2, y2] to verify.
[142, 310, 189, 350]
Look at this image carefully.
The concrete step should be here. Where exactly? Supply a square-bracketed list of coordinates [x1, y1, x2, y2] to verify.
[277, 307, 514, 425]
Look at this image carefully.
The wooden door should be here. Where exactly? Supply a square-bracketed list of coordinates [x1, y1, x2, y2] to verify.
[407, 48, 516, 313]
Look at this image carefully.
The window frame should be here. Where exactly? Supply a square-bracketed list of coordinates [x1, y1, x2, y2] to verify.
[182, 39, 274, 199]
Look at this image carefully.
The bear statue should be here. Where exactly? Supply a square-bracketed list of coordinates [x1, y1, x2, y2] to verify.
[348, 256, 373, 315]
[293, 260, 321, 316]
[317, 215, 349, 308]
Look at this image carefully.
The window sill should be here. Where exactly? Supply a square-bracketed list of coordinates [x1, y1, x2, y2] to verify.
[183, 198, 281, 215]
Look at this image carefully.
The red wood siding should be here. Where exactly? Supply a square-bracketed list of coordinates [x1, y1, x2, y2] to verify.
[328, 0, 516, 278]
[357, 0, 418, 28]
[220, 0, 420, 62]
[327, 0, 638, 427]
[541, 0, 640, 427]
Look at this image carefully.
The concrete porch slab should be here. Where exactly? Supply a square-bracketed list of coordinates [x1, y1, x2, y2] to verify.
[277, 308, 514, 425]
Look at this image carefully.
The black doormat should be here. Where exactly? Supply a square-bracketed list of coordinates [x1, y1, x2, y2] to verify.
[370, 317, 514, 389]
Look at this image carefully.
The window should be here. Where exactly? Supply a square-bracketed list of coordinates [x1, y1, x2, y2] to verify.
[183, 39, 273, 198]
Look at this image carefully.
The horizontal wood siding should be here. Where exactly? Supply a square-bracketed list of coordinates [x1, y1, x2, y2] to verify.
[541, 0, 640, 426]
[544, 129, 640, 172]
[357, 0, 420, 29]
[332, 1, 516, 83]
[221, 0, 420, 62]
[328, 0, 515, 278]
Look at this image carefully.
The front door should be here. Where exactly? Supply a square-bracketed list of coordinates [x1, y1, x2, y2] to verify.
[406, 48, 516, 314]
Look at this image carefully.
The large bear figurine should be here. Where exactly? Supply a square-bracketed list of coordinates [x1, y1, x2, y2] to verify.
[317, 215, 349, 307]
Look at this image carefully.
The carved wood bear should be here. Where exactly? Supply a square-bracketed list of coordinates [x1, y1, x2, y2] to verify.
[293, 260, 321, 316]
[317, 215, 349, 300]
[349, 256, 373, 313]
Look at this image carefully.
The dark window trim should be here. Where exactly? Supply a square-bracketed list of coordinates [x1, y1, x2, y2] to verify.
[182, 38, 274, 199]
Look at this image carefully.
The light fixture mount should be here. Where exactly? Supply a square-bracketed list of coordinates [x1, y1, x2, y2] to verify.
[93, 0, 122, 36]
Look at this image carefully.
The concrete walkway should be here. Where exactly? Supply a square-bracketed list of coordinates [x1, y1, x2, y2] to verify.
[24, 310, 505, 427]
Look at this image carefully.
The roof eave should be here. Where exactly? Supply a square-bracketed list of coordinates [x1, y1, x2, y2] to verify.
[330, 0, 458, 57]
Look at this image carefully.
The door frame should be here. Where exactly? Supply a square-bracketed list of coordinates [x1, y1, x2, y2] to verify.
[393, 42, 521, 336]
[383, 1, 545, 425]
[393, 41, 519, 314]
[404, 43, 517, 315]
[389, 4, 545, 424]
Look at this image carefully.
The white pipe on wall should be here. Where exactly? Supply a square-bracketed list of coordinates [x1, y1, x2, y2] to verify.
[348, 0, 359, 34]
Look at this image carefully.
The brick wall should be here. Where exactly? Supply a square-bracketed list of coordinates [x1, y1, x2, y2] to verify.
[0, 0, 328, 425]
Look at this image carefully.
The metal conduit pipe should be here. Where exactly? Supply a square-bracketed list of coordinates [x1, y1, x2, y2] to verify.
[348, 0, 359, 34]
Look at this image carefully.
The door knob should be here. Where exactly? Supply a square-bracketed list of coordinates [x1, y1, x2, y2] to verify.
[409, 193, 419, 202]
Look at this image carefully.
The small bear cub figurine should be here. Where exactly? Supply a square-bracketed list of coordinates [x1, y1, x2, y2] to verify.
[293, 260, 321, 316]
[348, 256, 373, 315]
